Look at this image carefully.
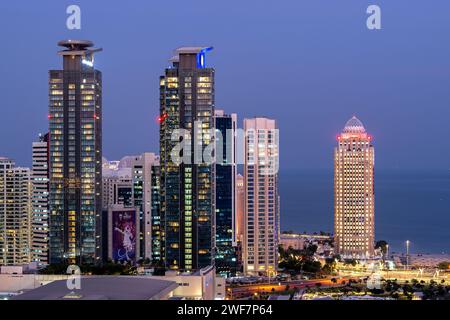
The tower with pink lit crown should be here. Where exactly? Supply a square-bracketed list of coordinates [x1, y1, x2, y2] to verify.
[334, 116, 375, 259]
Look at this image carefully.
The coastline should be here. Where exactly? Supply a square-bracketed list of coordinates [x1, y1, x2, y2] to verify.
[279, 169, 450, 255]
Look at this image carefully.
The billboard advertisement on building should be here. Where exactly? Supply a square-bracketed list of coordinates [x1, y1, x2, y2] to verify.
[112, 209, 137, 262]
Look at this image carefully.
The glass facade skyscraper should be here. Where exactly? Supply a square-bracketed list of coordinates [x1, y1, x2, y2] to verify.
[48, 40, 103, 265]
[214, 110, 237, 276]
[159, 47, 216, 271]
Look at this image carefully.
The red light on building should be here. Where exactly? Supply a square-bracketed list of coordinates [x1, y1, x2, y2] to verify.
[157, 113, 168, 124]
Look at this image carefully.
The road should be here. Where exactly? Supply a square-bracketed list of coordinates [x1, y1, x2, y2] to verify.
[228, 277, 355, 299]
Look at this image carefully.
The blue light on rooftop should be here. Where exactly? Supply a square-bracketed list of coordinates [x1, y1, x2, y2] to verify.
[197, 47, 214, 68]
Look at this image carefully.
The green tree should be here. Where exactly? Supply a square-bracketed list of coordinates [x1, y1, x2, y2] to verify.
[39, 264, 70, 275]
[344, 259, 357, 267]
[322, 257, 337, 275]
[278, 244, 322, 275]
[375, 240, 389, 255]
[437, 261, 450, 270]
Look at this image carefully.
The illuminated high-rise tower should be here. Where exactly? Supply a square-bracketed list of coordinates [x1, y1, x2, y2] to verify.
[48, 40, 103, 265]
[235, 174, 245, 245]
[334, 116, 375, 259]
[131, 153, 159, 260]
[0, 158, 32, 266]
[32, 134, 50, 266]
[235, 174, 245, 270]
[215, 110, 237, 276]
[159, 47, 215, 271]
[243, 118, 280, 276]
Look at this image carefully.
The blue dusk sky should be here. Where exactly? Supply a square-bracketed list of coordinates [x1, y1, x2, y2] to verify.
[1, 0, 450, 171]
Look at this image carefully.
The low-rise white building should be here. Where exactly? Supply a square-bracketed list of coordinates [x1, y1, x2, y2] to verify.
[280, 233, 334, 255]
[150, 265, 225, 300]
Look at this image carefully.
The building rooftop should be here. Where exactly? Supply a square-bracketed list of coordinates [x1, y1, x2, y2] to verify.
[58, 39, 94, 49]
[169, 46, 213, 62]
[12, 276, 178, 300]
[57, 39, 102, 56]
[175, 46, 213, 54]
[343, 116, 366, 134]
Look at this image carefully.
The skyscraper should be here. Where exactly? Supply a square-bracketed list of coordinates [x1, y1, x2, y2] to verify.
[31, 134, 50, 265]
[235, 174, 245, 245]
[159, 47, 215, 271]
[150, 164, 162, 264]
[235, 173, 245, 271]
[0, 158, 32, 266]
[334, 116, 375, 259]
[215, 110, 237, 276]
[48, 40, 103, 265]
[131, 153, 159, 260]
[243, 118, 280, 276]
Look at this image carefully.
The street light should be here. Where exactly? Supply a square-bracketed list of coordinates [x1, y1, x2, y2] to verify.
[406, 240, 410, 270]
